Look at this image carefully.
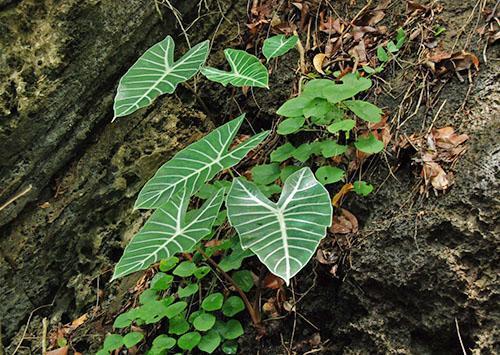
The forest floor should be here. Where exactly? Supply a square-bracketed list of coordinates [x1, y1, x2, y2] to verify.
[1, 0, 499, 354]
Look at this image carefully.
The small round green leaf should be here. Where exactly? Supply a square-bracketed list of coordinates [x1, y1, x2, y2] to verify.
[315, 166, 345, 185]
[152, 334, 176, 351]
[165, 301, 187, 319]
[222, 296, 245, 317]
[232, 270, 254, 292]
[103, 334, 124, 351]
[178, 331, 202, 351]
[276, 96, 311, 117]
[198, 330, 222, 354]
[327, 119, 356, 133]
[194, 265, 211, 279]
[123, 332, 144, 348]
[318, 141, 348, 158]
[173, 261, 197, 277]
[353, 181, 374, 196]
[354, 134, 384, 154]
[221, 320, 244, 340]
[188, 310, 203, 323]
[277, 116, 305, 135]
[193, 313, 216, 331]
[150, 272, 174, 291]
[113, 311, 134, 328]
[169, 314, 190, 335]
[271, 143, 296, 163]
[251, 163, 281, 185]
[344, 100, 382, 123]
[222, 340, 238, 354]
[139, 289, 158, 304]
[178, 283, 199, 298]
[159, 256, 179, 272]
[202, 293, 224, 311]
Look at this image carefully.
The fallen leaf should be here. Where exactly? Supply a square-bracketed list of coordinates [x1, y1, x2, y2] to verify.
[263, 273, 285, 289]
[47, 347, 68, 355]
[432, 127, 469, 149]
[422, 161, 453, 190]
[330, 208, 358, 234]
[332, 183, 353, 207]
[313, 53, 326, 74]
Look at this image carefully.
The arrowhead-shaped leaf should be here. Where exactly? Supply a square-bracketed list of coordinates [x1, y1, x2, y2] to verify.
[135, 114, 270, 209]
[263, 35, 298, 60]
[114, 36, 210, 118]
[226, 167, 332, 284]
[113, 189, 224, 280]
[201, 49, 269, 88]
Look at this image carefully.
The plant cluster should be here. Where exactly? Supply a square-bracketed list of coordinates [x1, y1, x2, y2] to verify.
[99, 256, 253, 354]
[104, 29, 397, 352]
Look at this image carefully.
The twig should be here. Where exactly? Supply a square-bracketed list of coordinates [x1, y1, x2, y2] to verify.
[12, 302, 54, 355]
[41, 318, 48, 355]
[0, 184, 32, 212]
[196, 247, 261, 326]
[455, 318, 467, 355]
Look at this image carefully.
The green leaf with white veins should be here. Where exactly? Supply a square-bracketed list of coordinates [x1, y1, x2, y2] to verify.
[201, 49, 269, 88]
[112, 189, 224, 280]
[263, 35, 298, 60]
[135, 114, 269, 209]
[114, 36, 209, 118]
[227, 168, 332, 284]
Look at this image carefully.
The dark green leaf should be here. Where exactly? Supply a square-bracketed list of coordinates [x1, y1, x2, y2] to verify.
[219, 243, 254, 272]
[165, 301, 188, 319]
[202, 293, 224, 311]
[103, 334, 124, 351]
[318, 141, 348, 158]
[221, 320, 244, 340]
[193, 313, 216, 331]
[194, 266, 211, 279]
[222, 340, 238, 354]
[139, 289, 158, 304]
[198, 330, 222, 354]
[277, 116, 305, 135]
[291, 143, 313, 162]
[354, 134, 384, 154]
[169, 314, 190, 335]
[377, 46, 388, 62]
[173, 261, 197, 277]
[315, 166, 345, 185]
[396, 28, 406, 49]
[113, 311, 135, 329]
[123, 332, 144, 348]
[178, 283, 199, 298]
[271, 143, 296, 162]
[150, 272, 174, 291]
[303, 98, 332, 119]
[152, 335, 176, 351]
[178, 332, 202, 351]
[251, 163, 281, 185]
[232, 270, 254, 292]
[159, 256, 179, 272]
[222, 296, 245, 317]
[276, 96, 311, 117]
[327, 119, 356, 133]
[257, 183, 282, 198]
[344, 100, 382, 123]
[353, 181, 374, 196]
[322, 74, 372, 103]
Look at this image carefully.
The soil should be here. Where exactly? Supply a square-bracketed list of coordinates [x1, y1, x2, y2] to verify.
[1, 0, 498, 354]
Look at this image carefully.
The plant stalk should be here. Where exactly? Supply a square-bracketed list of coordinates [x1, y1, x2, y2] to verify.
[196, 247, 261, 326]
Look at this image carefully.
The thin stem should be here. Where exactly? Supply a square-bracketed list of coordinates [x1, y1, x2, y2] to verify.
[196, 247, 261, 325]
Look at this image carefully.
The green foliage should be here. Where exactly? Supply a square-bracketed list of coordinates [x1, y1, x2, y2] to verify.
[173, 261, 198, 277]
[353, 181, 374, 196]
[201, 49, 269, 88]
[202, 293, 224, 311]
[231, 270, 254, 292]
[277, 116, 305, 134]
[150, 272, 174, 290]
[262, 35, 298, 60]
[220, 320, 244, 340]
[222, 296, 245, 317]
[198, 330, 222, 353]
[315, 166, 345, 185]
[354, 134, 384, 154]
[178, 331, 202, 351]
[251, 163, 281, 185]
[113, 36, 209, 118]
[193, 313, 216, 331]
[123, 332, 144, 348]
[178, 283, 199, 298]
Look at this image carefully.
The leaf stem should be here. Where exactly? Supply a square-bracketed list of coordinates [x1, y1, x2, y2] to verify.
[196, 247, 261, 326]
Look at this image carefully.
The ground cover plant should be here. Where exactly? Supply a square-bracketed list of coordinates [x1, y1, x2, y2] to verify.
[100, 31, 386, 353]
